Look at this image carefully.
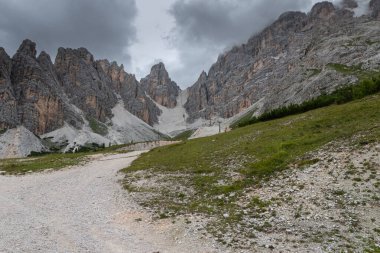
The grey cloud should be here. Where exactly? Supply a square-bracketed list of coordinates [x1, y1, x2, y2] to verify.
[170, 0, 313, 46]
[0, 0, 137, 65]
[168, 0, 315, 87]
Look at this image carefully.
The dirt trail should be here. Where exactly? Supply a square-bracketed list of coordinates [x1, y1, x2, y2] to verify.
[0, 151, 222, 253]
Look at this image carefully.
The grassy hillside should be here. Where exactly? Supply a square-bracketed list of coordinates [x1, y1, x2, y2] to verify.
[122, 94, 380, 244]
[125, 93, 380, 181]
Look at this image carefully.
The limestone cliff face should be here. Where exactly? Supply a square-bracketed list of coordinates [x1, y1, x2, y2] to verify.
[37, 51, 83, 129]
[97, 60, 161, 125]
[10, 40, 65, 135]
[54, 49, 161, 126]
[0, 48, 18, 130]
[140, 62, 180, 108]
[0, 40, 162, 138]
[54, 47, 118, 123]
[183, 71, 209, 115]
[0, 40, 84, 135]
[185, 1, 380, 121]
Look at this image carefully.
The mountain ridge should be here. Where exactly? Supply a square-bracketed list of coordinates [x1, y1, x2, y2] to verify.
[184, 0, 380, 122]
[0, 0, 379, 157]
[0, 40, 165, 157]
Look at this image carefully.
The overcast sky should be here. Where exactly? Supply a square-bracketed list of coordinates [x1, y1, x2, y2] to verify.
[0, 0, 369, 88]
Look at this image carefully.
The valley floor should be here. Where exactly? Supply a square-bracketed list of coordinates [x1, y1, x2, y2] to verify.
[0, 152, 224, 253]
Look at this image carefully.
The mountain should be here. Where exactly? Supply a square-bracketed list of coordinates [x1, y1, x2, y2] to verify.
[140, 62, 181, 108]
[185, 0, 380, 122]
[96, 60, 161, 125]
[55, 47, 161, 126]
[1, 0, 380, 157]
[0, 48, 18, 130]
[0, 40, 163, 157]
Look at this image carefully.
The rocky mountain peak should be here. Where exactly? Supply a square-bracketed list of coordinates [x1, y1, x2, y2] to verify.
[96, 59, 127, 80]
[271, 11, 307, 32]
[56, 47, 94, 66]
[97, 59, 127, 91]
[16, 39, 37, 58]
[37, 51, 61, 85]
[9, 40, 67, 135]
[309, 1, 336, 19]
[147, 62, 172, 84]
[110, 61, 124, 73]
[150, 62, 166, 73]
[96, 59, 161, 125]
[279, 11, 307, 21]
[0, 47, 9, 59]
[199, 71, 208, 81]
[97, 59, 112, 72]
[0, 48, 11, 74]
[37, 51, 53, 65]
[37, 51, 61, 86]
[140, 62, 180, 108]
[75, 47, 94, 62]
[112, 61, 124, 71]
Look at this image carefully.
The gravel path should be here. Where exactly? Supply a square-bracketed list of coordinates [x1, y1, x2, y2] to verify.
[0, 151, 220, 253]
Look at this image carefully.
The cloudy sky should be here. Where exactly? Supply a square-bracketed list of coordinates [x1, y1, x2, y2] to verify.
[0, 0, 368, 88]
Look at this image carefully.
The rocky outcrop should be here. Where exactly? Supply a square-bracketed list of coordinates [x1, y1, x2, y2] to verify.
[184, 71, 208, 116]
[140, 63, 180, 108]
[37, 51, 83, 129]
[0, 39, 162, 153]
[0, 126, 46, 159]
[55, 47, 118, 123]
[185, 1, 380, 122]
[10, 40, 65, 135]
[54, 49, 162, 126]
[97, 60, 161, 125]
[0, 48, 18, 130]
[309, 1, 337, 20]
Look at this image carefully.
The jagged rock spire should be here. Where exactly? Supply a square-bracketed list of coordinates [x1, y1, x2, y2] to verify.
[140, 62, 180, 108]
[16, 39, 37, 58]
